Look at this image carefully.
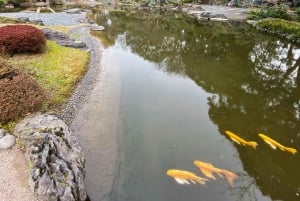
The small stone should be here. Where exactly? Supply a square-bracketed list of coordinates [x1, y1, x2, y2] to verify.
[0, 134, 16, 149]
[65, 8, 82, 14]
[17, 17, 29, 23]
[0, 129, 7, 138]
[90, 25, 105, 31]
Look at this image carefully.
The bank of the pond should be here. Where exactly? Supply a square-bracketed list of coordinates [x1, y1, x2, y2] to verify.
[255, 18, 300, 43]
[0, 13, 96, 201]
[0, 10, 119, 200]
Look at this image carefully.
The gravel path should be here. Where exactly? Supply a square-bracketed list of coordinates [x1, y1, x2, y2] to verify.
[0, 148, 45, 201]
[0, 12, 86, 25]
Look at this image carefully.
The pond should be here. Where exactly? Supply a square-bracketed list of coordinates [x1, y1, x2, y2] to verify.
[89, 11, 300, 201]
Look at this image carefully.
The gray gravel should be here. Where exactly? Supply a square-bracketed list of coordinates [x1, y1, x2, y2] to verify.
[59, 25, 103, 125]
[0, 12, 86, 25]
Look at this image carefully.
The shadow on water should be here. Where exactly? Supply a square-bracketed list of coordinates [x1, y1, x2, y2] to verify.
[91, 10, 300, 201]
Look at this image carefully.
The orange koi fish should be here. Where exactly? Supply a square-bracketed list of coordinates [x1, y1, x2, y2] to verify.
[194, 160, 238, 187]
[225, 130, 258, 149]
[258, 133, 297, 154]
[193, 160, 223, 180]
[166, 169, 208, 185]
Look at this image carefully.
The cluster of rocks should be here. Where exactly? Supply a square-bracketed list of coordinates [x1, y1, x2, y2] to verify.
[42, 28, 87, 49]
[0, 129, 16, 149]
[16, 16, 45, 25]
[14, 113, 88, 201]
[184, 4, 250, 21]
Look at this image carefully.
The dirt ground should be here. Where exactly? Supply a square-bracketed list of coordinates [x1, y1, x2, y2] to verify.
[0, 147, 44, 201]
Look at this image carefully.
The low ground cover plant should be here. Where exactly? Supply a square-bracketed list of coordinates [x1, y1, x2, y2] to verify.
[256, 18, 300, 42]
[0, 60, 46, 124]
[0, 19, 88, 128]
[7, 40, 89, 109]
[248, 5, 290, 20]
[0, 24, 46, 55]
[296, 7, 300, 21]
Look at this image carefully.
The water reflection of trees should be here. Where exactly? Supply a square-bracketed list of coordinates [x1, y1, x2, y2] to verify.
[96, 12, 300, 201]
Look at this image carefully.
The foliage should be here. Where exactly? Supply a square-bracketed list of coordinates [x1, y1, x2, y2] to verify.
[0, 25, 46, 55]
[7, 0, 25, 6]
[0, 16, 19, 23]
[0, 60, 46, 124]
[296, 7, 300, 21]
[0, 0, 6, 6]
[7, 40, 89, 108]
[256, 18, 300, 42]
[248, 5, 290, 20]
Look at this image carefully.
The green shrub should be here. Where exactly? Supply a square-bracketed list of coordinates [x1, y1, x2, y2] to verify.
[248, 5, 290, 20]
[7, 0, 25, 6]
[296, 7, 300, 21]
[0, 16, 19, 23]
[256, 18, 300, 42]
[0, 0, 7, 6]
[0, 25, 46, 55]
[0, 60, 46, 124]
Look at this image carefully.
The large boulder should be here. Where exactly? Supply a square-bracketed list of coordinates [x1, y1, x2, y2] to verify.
[14, 113, 87, 201]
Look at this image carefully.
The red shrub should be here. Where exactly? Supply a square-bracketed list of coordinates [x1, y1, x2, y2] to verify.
[0, 60, 46, 124]
[0, 25, 46, 55]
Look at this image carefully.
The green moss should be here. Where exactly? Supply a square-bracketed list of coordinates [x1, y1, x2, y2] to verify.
[248, 6, 290, 20]
[7, 40, 90, 109]
[0, 16, 19, 24]
[296, 7, 300, 21]
[255, 18, 300, 43]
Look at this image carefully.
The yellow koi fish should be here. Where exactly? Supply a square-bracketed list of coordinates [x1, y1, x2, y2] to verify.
[225, 130, 258, 149]
[193, 160, 223, 180]
[194, 160, 238, 187]
[258, 133, 297, 154]
[166, 169, 208, 185]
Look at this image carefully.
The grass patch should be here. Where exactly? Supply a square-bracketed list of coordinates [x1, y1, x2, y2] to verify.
[0, 16, 19, 24]
[248, 6, 290, 20]
[255, 18, 300, 43]
[6, 40, 90, 110]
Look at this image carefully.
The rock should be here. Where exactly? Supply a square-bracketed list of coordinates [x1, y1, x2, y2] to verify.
[20, 2, 34, 7]
[65, 8, 82, 14]
[228, 0, 237, 6]
[41, 28, 86, 48]
[90, 25, 105, 31]
[0, 129, 7, 138]
[200, 12, 227, 19]
[0, 134, 16, 149]
[4, 4, 14, 9]
[35, 2, 48, 7]
[14, 113, 87, 201]
[30, 19, 44, 26]
[17, 17, 30, 23]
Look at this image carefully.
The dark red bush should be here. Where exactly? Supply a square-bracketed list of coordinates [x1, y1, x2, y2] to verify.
[0, 60, 46, 124]
[0, 25, 46, 55]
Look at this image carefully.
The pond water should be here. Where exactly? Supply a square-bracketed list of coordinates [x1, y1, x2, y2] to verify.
[92, 11, 300, 201]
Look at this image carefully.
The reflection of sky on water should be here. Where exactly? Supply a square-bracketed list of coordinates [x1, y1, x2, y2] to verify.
[107, 35, 272, 201]
[96, 12, 300, 201]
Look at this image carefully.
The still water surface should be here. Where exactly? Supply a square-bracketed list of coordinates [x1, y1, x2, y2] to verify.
[94, 12, 300, 201]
